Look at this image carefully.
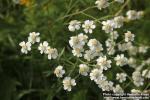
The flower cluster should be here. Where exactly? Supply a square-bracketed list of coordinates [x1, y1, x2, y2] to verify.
[85, 39, 103, 61]
[102, 16, 125, 33]
[95, 0, 127, 11]
[101, 10, 144, 34]
[65, 6, 148, 92]
[19, 32, 40, 54]
[126, 10, 144, 20]
[19, 0, 149, 95]
[69, 33, 88, 57]
[53, 65, 76, 91]
[19, 32, 58, 60]
[90, 68, 114, 91]
[132, 71, 144, 87]
[68, 20, 96, 34]
[96, 56, 112, 70]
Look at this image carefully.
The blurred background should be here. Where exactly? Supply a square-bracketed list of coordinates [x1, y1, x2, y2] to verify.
[0, 0, 150, 100]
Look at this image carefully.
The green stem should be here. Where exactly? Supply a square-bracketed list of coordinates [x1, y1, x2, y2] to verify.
[115, 0, 130, 16]
[57, 6, 96, 21]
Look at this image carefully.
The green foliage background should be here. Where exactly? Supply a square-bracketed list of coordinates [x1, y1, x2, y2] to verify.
[0, 0, 150, 100]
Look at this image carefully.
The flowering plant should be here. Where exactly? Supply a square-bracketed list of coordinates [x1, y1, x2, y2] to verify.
[18, 0, 149, 99]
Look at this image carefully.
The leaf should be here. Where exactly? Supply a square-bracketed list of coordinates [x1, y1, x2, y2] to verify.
[43, 70, 53, 77]
[46, 90, 55, 100]
[57, 47, 65, 60]
[7, 34, 16, 48]
[0, 74, 17, 100]
[16, 89, 37, 100]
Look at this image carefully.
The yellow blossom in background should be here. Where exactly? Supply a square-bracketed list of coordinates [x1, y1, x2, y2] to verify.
[19, 0, 31, 6]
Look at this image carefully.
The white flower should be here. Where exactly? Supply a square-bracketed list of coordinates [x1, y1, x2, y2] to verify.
[142, 69, 150, 78]
[115, 0, 124, 3]
[87, 39, 103, 52]
[105, 39, 116, 55]
[79, 64, 89, 76]
[69, 34, 88, 57]
[138, 46, 149, 54]
[46, 47, 58, 59]
[102, 81, 114, 91]
[95, 74, 107, 84]
[98, 80, 114, 91]
[137, 11, 144, 19]
[95, 0, 109, 10]
[69, 34, 88, 49]
[113, 85, 124, 93]
[69, 36, 82, 48]
[114, 54, 128, 66]
[118, 43, 125, 52]
[118, 42, 132, 52]
[84, 50, 98, 61]
[90, 68, 103, 82]
[68, 20, 81, 32]
[19, 41, 31, 54]
[113, 16, 124, 28]
[128, 45, 138, 55]
[126, 10, 144, 20]
[28, 32, 40, 44]
[85, 39, 103, 61]
[107, 47, 115, 55]
[102, 20, 114, 33]
[96, 56, 112, 70]
[105, 39, 115, 48]
[116, 73, 127, 83]
[126, 10, 138, 20]
[38, 41, 49, 54]
[128, 57, 137, 68]
[132, 71, 144, 87]
[84, 50, 93, 61]
[72, 48, 84, 57]
[105, 39, 115, 47]
[82, 20, 96, 34]
[63, 77, 76, 91]
[54, 65, 65, 78]
[145, 58, 150, 65]
[110, 31, 119, 40]
[124, 31, 135, 42]
[77, 33, 88, 43]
